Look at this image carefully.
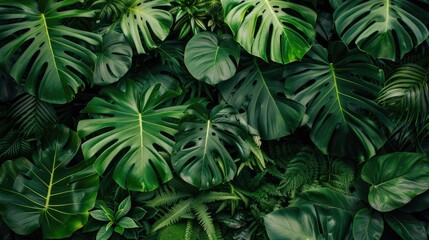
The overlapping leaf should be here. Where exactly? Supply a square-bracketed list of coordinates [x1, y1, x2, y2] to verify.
[334, 0, 429, 61]
[222, 0, 317, 64]
[77, 81, 187, 192]
[352, 208, 384, 240]
[0, 0, 100, 104]
[0, 125, 99, 238]
[284, 42, 393, 160]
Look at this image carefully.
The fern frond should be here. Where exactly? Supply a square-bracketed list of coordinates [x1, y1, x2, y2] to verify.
[152, 199, 193, 232]
[91, 0, 126, 22]
[196, 192, 240, 204]
[0, 131, 31, 161]
[263, 140, 304, 163]
[147, 187, 192, 208]
[321, 160, 355, 194]
[7, 93, 57, 137]
[192, 203, 216, 240]
[185, 219, 195, 240]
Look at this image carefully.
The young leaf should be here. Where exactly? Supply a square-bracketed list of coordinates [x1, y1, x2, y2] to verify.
[116, 196, 132, 220]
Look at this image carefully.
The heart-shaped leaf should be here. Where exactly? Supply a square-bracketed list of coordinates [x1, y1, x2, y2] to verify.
[352, 208, 384, 240]
[77, 81, 187, 192]
[184, 32, 240, 85]
[361, 152, 429, 212]
[0, 125, 99, 238]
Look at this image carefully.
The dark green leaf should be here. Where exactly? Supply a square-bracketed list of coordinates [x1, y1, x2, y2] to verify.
[222, 0, 317, 64]
[184, 32, 240, 85]
[0, 131, 31, 162]
[116, 196, 132, 220]
[96, 225, 113, 240]
[0, 125, 99, 238]
[90, 210, 110, 222]
[285, 42, 393, 160]
[117, 217, 138, 229]
[352, 208, 384, 240]
[77, 81, 187, 191]
[361, 152, 429, 212]
[384, 212, 427, 240]
[400, 190, 429, 213]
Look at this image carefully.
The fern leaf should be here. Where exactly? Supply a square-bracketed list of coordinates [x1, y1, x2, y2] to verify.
[196, 192, 240, 204]
[192, 203, 216, 240]
[7, 93, 57, 137]
[321, 160, 355, 194]
[147, 188, 192, 208]
[152, 199, 193, 232]
[0, 131, 31, 161]
[185, 220, 195, 240]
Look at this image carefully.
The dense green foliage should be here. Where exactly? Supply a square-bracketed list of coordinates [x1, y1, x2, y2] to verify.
[0, 0, 429, 239]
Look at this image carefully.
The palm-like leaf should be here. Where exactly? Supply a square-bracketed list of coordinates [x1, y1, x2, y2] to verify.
[220, 60, 305, 140]
[0, 125, 99, 238]
[77, 81, 187, 192]
[121, 0, 173, 54]
[93, 31, 132, 86]
[378, 63, 429, 124]
[0, 131, 31, 162]
[184, 32, 240, 85]
[285, 42, 393, 160]
[0, 0, 101, 104]
[221, 0, 317, 64]
[334, 0, 429, 61]
[171, 104, 249, 189]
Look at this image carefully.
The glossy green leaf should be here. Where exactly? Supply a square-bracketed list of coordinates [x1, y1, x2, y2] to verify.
[184, 32, 240, 85]
[220, 61, 305, 140]
[0, 0, 100, 104]
[222, 0, 316, 64]
[96, 225, 113, 240]
[117, 217, 139, 229]
[334, 0, 429, 61]
[285, 42, 393, 159]
[290, 187, 363, 216]
[0, 125, 99, 238]
[361, 152, 429, 212]
[116, 196, 132, 220]
[94, 31, 132, 86]
[400, 190, 429, 213]
[121, 0, 173, 54]
[77, 81, 187, 191]
[171, 104, 249, 189]
[352, 208, 384, 240]
[384, 212, 427, 240]
[90, 210, 110, 222]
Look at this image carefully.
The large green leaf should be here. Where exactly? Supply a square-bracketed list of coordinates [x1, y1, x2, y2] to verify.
[334, 0, 429, 61]
[171, 104, 249, 189]
[220, 61, 305, 140]
[222, 0, 316, 64]
[384, 212, 428, 240]
[77, 81, 187, 192]
[264, 205, 352, 240]
[284, 42, 393, 160]
[121, 0, 173, 54]
[352, 208, 384, 240]
[0, 125, 99, 238]
[93, 31, 132, 86]
[361, 152, 429, 212]
[184, 32, 240, 85]
[0, 0, 100, 104]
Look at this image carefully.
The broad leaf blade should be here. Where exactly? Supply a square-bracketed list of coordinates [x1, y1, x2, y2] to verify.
[0, 0, 100, 104]
[184, 32, 240, 85]
[285, 42, 393, 160]
[77, 81, 187, 192]
[222, 0, 316, 64]
[352, 208, 384, 240]
[0, 125, 99, 238]
[220, 61, 305, 140]
[384, 212, 427, 240]
[361, 152, 429, 212]
[334, 0, 429, 61]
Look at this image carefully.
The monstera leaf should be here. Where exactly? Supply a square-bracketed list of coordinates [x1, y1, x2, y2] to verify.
[334, 0, 429, 61]
[0, 0, 100, 104]
[93, 31, 132, 86]
[222, 0, 317, 64]
[121, 0, 173, 54]
[284, 42, 393, 160]
[77, 81, 187, 192]
[220, 61, 305, 140]
[171, 104, 250, 189]
[361, 152, 429, 212]
[184, 32, 240, 85]
[0, 125, 99, 238]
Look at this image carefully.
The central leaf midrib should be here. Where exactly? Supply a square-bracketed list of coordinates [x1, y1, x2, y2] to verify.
[41, 13, 60, 80]
[44, 142, 57, 209]
[203, 120, 211, 159]
[384, 0, 390, 31]
[329, 63, 346, 122]
[263, 0, 288, 40]
[138, 113, 144, 150]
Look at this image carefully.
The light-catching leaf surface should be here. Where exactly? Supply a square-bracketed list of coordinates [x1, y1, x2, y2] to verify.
[352, 208, 384, 240]
[284, 42, 393, 160]
[0, 0, 100, 104]
[334, 0, 429, 61]
[121, 0, 173, 54]
[361, 152, 429, 212]
[171, 104, 249, 189]
[220, 61, 305, 140]
[222, 0, 317, 64]
[184, 32, 240, 85]
[77, 81, 187, 192]
[384, 212, 428, 240]
[94, 31, 132, 86]
[0, 125, 99, 238]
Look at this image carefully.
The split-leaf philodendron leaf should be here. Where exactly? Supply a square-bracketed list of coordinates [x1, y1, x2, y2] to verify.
[0, 125, 99, 238]
[77, 81, 187, 192]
